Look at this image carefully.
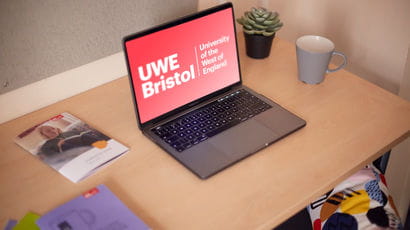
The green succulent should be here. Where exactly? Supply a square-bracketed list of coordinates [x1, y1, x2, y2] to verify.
[236, 7, 283, 36]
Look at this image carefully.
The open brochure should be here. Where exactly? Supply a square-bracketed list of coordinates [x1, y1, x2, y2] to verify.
[14, 112, 129, 183]
[37, 184, 150, 230]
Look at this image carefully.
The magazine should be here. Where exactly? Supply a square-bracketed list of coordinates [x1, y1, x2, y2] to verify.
[14, 112, 129, 183]
[36, 184, 150, 230]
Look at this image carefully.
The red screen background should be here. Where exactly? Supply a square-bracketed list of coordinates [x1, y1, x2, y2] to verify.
[125, 8, 240, 123]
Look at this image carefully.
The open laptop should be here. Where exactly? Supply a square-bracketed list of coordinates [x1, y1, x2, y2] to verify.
[123, 2, 306, 179]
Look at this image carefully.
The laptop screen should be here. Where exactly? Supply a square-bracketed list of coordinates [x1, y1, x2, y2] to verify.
[124, 4, 240, 124]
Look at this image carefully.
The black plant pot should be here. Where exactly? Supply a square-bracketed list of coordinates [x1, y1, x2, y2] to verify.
[244, 32, 275, 59]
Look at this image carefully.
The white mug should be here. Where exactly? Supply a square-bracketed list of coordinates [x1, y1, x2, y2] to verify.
[296, 35, 347, 84]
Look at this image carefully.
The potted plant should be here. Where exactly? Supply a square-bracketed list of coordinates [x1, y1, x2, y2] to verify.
[236, 7, 283, 59]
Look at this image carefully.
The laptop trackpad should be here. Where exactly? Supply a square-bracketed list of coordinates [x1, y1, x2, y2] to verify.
[208, 120, 279, 157]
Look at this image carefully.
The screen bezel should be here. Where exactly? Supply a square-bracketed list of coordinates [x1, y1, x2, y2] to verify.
[123, 2, 242, 130]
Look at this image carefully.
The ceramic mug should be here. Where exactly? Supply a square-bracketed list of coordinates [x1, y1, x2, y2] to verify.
[296, 35, 347, 84]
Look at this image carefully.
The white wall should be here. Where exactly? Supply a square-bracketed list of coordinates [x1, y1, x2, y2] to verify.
[200, 0, 410, 94]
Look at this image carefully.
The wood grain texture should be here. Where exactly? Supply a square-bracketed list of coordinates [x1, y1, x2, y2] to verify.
[1, 34, 409, 229]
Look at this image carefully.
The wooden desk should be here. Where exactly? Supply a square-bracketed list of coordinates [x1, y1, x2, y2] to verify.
[1, 34, 409, 229]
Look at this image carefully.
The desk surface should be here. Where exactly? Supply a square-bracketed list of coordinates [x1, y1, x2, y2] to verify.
[1, 34, 409, 229]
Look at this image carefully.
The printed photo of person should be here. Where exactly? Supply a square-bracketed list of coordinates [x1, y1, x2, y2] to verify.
[15, 113, 110, 170]
[38, 125, 109, 157]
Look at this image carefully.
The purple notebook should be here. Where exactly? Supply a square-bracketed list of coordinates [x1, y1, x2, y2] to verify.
[36, 185, 149, 230]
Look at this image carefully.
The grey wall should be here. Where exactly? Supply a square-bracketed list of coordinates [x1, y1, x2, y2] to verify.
[0, 0, 198, 94]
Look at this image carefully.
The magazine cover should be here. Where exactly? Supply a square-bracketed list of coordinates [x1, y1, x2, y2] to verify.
[36, 184, 150, 230]
[14, 112, 129, 183]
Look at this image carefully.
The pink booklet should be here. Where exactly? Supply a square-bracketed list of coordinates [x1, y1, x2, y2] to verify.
[36, 185, 149, 230]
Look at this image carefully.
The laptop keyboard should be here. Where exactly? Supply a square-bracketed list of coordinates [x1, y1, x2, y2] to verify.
[151, 89, 272, 152]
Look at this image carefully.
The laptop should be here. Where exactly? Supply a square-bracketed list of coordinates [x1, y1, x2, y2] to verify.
[123, 2, 306, 179]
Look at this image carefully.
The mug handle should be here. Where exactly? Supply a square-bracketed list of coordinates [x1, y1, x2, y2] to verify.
[327, 51, 347, 73]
